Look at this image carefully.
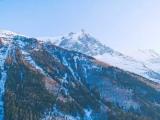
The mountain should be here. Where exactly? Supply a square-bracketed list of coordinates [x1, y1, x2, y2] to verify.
[39, 31, 160, 83]
[0, 30, 160, 120]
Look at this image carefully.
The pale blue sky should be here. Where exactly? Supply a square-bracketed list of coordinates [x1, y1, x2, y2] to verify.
[0, 0, 160, 53]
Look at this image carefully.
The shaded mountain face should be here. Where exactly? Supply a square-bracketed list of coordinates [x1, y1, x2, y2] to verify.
[39, 31, 160, 83]
[0, 32, 160, 120]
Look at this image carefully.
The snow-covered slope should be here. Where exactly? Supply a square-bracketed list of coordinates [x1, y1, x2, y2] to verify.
[39, 31, 160, 83]
[127, 49, 160, 73]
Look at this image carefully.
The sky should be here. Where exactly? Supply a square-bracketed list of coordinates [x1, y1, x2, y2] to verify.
[0, 0, 160, 53]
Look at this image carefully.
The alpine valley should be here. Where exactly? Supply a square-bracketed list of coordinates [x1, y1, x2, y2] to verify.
[0, 30, 160, 120]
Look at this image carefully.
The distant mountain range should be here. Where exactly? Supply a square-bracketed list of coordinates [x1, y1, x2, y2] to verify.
[0, 30, 159, 120]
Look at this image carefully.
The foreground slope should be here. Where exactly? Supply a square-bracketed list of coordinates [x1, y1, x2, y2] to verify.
[0, 31, 160, 120]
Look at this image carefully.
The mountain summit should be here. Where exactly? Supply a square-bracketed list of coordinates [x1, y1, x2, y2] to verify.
[38, 30, 115, 56]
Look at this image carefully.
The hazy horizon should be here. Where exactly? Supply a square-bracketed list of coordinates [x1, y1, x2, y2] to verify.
[1, 0, 160, 53]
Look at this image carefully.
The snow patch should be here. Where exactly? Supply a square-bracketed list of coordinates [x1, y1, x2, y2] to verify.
[84, 109, 92, 120]
[42, 106, 80, 120]
[22, 50, 46, 75]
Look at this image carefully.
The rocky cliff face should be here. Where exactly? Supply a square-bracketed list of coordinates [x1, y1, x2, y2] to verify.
[0, 32, 160, 120]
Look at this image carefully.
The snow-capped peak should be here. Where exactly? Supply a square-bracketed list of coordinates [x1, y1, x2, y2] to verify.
[38, 30, 115, 56]
[38, 29, 91, 44]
